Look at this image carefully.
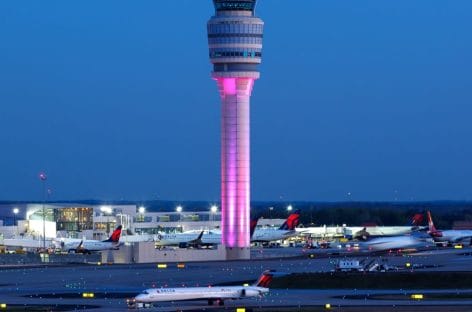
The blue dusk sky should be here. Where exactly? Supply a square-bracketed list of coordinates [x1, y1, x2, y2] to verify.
[0, 1, 471, 202]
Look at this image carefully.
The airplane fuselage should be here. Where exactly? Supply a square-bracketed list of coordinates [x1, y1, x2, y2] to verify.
[135, 286, 268, 303]
[364, 235, 430, 251]
[155, 228, 297, 247]
[61, 239, 121, 252]
[155, 233, 202, 246]
[251, 229, 296, 242]
[432, 230, 472, 244]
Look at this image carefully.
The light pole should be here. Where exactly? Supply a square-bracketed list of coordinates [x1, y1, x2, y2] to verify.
[138, 206, 146, 226]
[176, 206, 183, 222]
[287, 205, 293, 213]
[210, 205, 218, 222]
[138, 206, 146, 214]
[13, 208, 19, 235]
[175, 205, 183, 231]
[100, 206, 113, 235]
[39, 172, 47, 251]
[268, 206, 274, 219]
[13, 208, 19, 225]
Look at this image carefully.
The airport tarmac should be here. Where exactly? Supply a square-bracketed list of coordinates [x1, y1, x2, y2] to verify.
[0, 247, 471, 311]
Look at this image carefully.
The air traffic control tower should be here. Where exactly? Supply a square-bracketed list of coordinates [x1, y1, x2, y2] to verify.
[207, 0, 264, 260]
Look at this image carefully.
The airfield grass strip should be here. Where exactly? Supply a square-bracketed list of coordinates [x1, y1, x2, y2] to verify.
[270, 272, 472, 289]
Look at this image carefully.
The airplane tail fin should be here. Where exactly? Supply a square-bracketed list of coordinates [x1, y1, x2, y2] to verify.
[411, 212, 424, 227]
[253, 270, 275, 288]
[195, 230, 204, 242]
[279, 210, 301, 231]
[426, 211, 442, 237]
[76, 240, 84, 252]
[426, 211, 436, 232]
[103, 225, 122, 242]
[250, 216, 261, 238]
[356, 227, 370, 241]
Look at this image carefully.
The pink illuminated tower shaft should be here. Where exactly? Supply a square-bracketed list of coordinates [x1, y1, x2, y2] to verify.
[217, 78, 254, 248]
[208, 0, 263, 259]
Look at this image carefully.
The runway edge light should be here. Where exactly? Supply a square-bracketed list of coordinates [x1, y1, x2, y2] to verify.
[325, 303, 331, 309]
[411, 294, 424, 300]
[0, 303, 6, 309]
[236, 308, 246, 312]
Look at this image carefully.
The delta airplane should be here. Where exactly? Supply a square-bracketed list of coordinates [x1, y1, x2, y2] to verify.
[251, 210, 301, 242]
[363, 234, 432, 252]
[427, 211, 472, 246]
[155, 211, 301, 247]
[358, 215, 433, 252]
[57, 225, 122, 254]
[132, 270, 274, 306]
[346, 213, 426, 241]
[155, 231, 205, 248]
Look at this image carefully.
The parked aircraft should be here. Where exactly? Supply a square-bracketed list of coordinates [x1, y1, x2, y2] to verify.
[155, 211, 300, 247]
[347, 212, 426, 241]
[363, 234, 432, 252]
[155, 231, 206, 248]
[427, 211, 472, 246]
[131, 270, 274, 306]
[251, 210, 301, 242]
[58, 225, 122, 254]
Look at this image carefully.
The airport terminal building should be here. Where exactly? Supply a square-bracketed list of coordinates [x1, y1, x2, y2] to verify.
[0, 203, 284, 241]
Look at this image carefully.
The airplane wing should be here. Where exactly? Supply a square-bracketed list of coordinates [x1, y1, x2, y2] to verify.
[189, 231, 204, 243]
[450, 235, 472, 244]
[187, 231, 205, 248]
[75, 240, 85, 252]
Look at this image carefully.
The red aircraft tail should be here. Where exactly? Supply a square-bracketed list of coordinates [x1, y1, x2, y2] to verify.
[250, 216, 260, 238]
[103, 225, 122, 242]
[426, 211, 442, 237]
[411, 213, 424, 226]
[279, 210, 300, 231]
[253, 270, 275, 288]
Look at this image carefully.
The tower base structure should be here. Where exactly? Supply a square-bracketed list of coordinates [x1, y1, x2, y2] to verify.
[225, 246, 251, 260]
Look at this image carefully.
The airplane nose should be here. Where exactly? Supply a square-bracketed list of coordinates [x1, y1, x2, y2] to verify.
[135, 294, 145, 302]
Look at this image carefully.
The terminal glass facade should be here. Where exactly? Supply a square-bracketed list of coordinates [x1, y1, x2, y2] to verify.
[56, 207, 93, 231]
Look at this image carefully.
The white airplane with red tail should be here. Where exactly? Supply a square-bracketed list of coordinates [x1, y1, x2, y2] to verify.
[427, 211, 472, 246]
[132, 270, 274, 306]
[58, 225, 123, 254]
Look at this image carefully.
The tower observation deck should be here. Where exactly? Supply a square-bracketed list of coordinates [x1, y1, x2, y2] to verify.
[207, 0, 264, 259]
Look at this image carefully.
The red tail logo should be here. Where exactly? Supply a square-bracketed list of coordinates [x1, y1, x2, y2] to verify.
[280, 210, 300, 230]
[109, 225, 122, 242]
[411, 213, 424, 226]
[254, 270, 274, 288]
[250, 217, 260, 238]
